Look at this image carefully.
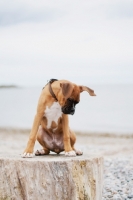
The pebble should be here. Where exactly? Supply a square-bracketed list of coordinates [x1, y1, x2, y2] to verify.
[103, 155, 133, 199]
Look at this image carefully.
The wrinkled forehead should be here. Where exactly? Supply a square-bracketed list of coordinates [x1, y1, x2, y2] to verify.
[70, 85, 80, 102]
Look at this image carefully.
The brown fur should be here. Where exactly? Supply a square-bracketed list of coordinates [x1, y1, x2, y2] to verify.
[22, 80, 96, 157]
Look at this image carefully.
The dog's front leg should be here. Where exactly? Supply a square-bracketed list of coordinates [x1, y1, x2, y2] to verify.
[22, 112, 43, 158]
[62, 114, 76, 157]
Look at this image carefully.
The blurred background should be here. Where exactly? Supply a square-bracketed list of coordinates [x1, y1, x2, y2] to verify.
[0, 0, 133, 134]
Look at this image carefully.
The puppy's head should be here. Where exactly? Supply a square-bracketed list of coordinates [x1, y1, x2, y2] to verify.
[59, 82, 96, 115]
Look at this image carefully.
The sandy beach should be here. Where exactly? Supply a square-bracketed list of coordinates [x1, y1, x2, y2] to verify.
[0, 128, 133, 199]
[0, 128, 132, 157]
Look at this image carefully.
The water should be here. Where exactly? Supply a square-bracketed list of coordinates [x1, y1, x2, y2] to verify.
[0, 85, 133, 134]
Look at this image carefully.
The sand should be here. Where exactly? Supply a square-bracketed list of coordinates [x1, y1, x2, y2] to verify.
[0, 128, 133, 199]
[0, 128, 133, 157]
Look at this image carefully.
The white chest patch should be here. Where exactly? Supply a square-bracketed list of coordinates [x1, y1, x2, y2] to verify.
[44, 102, 62, 129]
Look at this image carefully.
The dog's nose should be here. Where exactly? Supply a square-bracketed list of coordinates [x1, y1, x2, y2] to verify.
[71, 107, 75, 112]
[70, 108, 75, 115]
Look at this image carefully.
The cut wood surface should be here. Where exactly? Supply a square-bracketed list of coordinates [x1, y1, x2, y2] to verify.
[0, 154, 103, 200]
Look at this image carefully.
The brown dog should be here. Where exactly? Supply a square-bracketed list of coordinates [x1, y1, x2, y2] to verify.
[22, 79, 96, 158]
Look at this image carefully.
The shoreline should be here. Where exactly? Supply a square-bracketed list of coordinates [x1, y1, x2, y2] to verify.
[0, 127, 133, 138]
[0, 85, 18, 89]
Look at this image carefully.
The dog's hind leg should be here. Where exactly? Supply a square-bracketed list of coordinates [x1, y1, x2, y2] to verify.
[70, 129, 83, 156]
[70, 129, 76, 147]
[35, 126, 50, 156]
[35, 148, 50, 156]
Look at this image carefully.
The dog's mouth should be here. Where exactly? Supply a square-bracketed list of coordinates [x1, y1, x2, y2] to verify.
[61, 98, 79, 115]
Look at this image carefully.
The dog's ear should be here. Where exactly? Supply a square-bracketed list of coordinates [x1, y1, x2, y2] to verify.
[79, 86, 96, 96]
[60, 83, 74, 99]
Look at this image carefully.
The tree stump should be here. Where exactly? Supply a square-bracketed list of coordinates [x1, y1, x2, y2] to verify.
[0, 154, 103, 200]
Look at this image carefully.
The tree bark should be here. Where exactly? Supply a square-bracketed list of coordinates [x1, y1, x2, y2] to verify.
[0, 155, 103, 200]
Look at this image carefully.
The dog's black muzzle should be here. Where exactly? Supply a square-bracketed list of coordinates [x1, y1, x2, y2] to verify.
[61, 98, 78, 115]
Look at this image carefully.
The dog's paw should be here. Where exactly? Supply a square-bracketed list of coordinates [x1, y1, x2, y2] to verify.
[65, 150, 76, 157]
[75, 149, 83, 156]
[35, 149, 49, 156]
[21, 152, 34, 158]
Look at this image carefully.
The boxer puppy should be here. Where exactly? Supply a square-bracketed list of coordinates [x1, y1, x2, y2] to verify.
[22, 79, 96, 158]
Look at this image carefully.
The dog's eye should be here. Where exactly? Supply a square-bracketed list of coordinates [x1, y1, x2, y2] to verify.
[67, 98, 73, 102]
[67, 98, 79, 105]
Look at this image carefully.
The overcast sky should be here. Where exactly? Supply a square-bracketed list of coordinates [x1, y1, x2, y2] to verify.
[0, 0, 133, 86]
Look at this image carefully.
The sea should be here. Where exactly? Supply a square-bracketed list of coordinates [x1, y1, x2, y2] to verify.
[0, 84, 133, 134]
